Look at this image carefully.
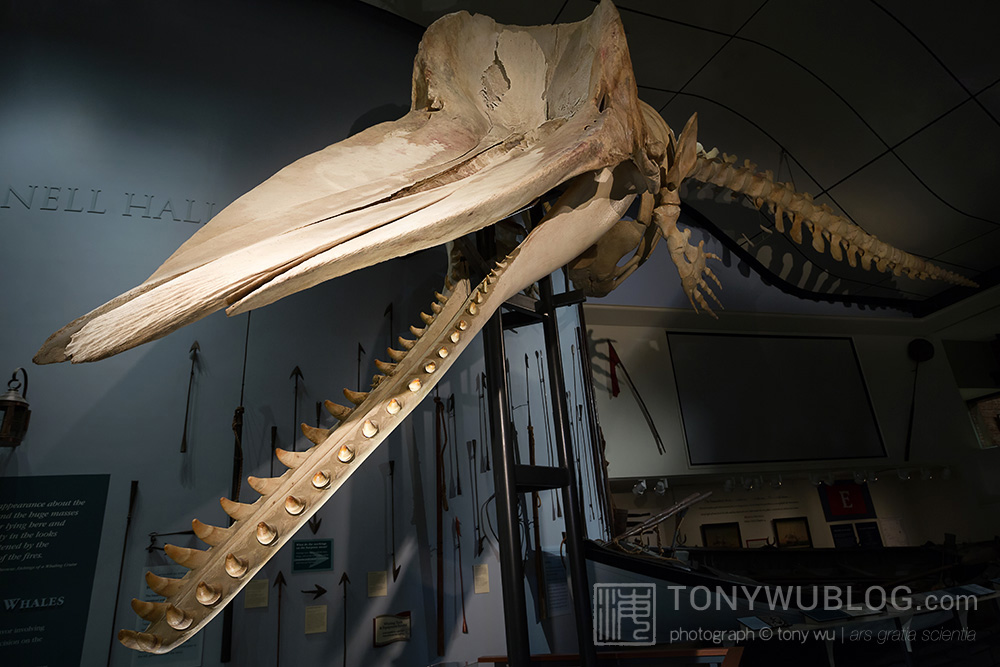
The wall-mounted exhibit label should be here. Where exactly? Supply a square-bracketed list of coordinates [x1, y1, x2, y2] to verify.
[0, 474, 109, 667]
[367, 571, 387, 597]
[304, 605, 327, 635]
[244, 579, 269, 609]
[0, 184, 215, 224]
[373, 612, 410, 647]
[292, 539, 332, 572]
[473, 563, 489, 594]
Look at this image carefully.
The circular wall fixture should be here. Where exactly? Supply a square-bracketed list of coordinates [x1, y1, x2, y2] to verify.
[907, 338, 935, 363]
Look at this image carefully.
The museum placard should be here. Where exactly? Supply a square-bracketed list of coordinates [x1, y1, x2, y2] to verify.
[0, 474, 110, 666]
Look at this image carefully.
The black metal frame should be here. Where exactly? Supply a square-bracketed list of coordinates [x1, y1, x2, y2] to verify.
[478, 227, 596, 667]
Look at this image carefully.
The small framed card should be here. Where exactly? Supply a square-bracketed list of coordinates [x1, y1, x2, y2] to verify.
[373, 612, 411, 647]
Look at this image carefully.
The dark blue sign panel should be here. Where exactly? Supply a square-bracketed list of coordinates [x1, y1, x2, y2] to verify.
[292, 539, 332, 572]
[0, 475, 110, 667]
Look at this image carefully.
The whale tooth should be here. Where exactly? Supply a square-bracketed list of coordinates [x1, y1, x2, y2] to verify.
[300, 423, 332, 445]
[165, 605, 193, 630]
[285, 495, 306, 515]
[247, 476, 282, 496]
[275, 447, 311, 468]
[343, 388, 368, 405]
[386, 347, 407, 362]
[420, 311, 435, 324]
[225, 553, 249, 578]
[256, 521, 278, 546]
[164, 543, 210, 569]
[398, 336, 416, 350]
[119, 630, 161, 653]
[312, 470, 331, 488]
[430, 302, 443, 314]
[130, 599, 167, 622]
[324, 401, 353, 421]
[220, 497, 254, 521]
[192, 519, 230, 547]
[145, 571, 183, 597]
[374, 359, 397, 375]
[195, 581, 221, 606]
[410, 325, 426, 337]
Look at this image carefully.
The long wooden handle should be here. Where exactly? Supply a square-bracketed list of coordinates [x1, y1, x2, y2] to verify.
[435, 397, 446, 655]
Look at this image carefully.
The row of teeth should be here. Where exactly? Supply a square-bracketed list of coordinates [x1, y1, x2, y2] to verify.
[120, 254, 514, 654]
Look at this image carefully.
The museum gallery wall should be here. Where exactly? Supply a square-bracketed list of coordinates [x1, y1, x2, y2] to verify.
[0, 2, 606, 665]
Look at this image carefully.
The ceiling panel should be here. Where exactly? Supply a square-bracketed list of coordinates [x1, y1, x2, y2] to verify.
[827, 152, 993, 264]
[876, 1, 1000, 93]
[893, 102, 1000, 227]
[977, 83, 1000, 123]
[938, 228, 1000, 274]
[614, 0, 767, 35]
[739, 0, 967, 147]
[683, 39, 885, 188]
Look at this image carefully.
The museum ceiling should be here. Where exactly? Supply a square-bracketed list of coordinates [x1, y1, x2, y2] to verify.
[362, 0, 1000, 317]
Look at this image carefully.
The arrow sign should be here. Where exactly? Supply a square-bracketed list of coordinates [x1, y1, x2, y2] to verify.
[274, 571, 286, 667]
[339, 572, 350, 667]
[300, 584, 327, 600]
[307, 515, 322, 535]
[180, 341, 200, 453]
[389, 460, 401, 581]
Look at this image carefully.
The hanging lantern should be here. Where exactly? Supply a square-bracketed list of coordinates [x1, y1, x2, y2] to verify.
[0, 368, 31, 448]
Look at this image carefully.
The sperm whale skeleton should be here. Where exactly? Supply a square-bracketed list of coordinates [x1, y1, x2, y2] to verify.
[33, 1, 973, 653]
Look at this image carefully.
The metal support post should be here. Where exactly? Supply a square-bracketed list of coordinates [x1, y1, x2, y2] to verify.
[480, 231, 531, 667]
[539, 273, 596, 667]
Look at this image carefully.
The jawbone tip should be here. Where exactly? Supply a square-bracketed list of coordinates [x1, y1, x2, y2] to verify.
[118, 629, 162, 653]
